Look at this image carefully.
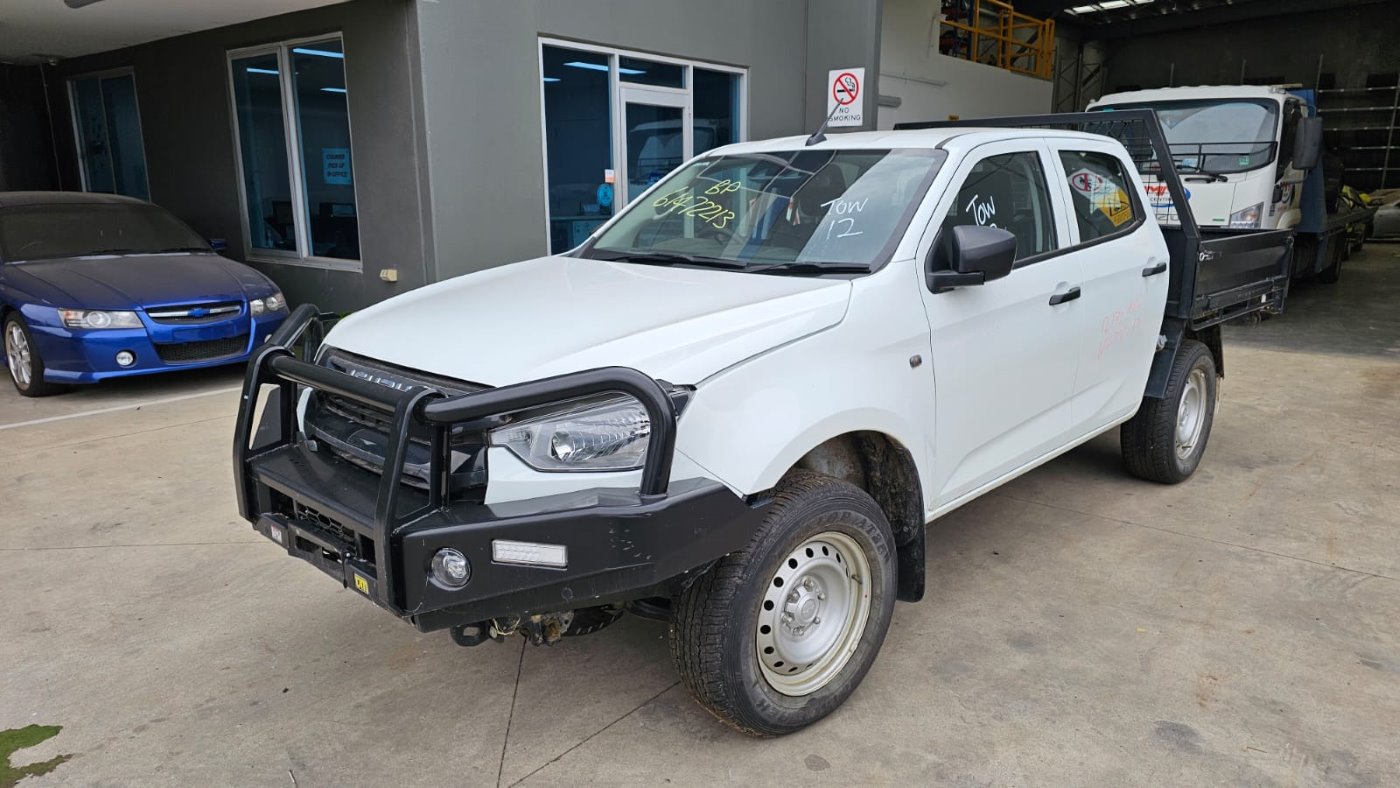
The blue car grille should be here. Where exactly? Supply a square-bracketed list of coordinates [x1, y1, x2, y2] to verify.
[154, 334, 249, 363]
[146, 301, 243, 324]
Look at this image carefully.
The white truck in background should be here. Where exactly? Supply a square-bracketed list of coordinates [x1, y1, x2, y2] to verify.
[1090, 84, 1374, 283]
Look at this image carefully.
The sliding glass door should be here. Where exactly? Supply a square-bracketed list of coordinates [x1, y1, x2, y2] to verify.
[69, 71, 149, 201]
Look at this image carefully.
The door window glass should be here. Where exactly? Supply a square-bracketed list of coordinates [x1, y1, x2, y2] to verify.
[1059, 150, 1139, 242]
[291, 39, 359, 260]
[693, 68, 739, 155]
[70, 73, 149, 200]
[542, 46, 613, 253]
[231, 52, 297, 253]
[941, 151, 1056, 261]
[625, 103, 685, 202]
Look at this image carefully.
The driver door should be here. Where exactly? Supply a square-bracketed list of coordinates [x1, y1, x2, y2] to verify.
[918, 140, 1082, 507]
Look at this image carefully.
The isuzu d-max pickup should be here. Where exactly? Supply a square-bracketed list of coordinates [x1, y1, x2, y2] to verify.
[233, 111, 1291, 735]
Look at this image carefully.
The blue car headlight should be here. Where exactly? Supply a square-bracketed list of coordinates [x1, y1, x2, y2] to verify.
[250, 291, 287, 315]
[59, 309, 143, 330]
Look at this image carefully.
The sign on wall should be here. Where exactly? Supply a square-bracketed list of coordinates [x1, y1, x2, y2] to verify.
[323, 148, 352, 185]
[826, 68, 864, 128]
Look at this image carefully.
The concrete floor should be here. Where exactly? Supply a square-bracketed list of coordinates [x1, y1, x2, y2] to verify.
[3, 246, 1398, 786]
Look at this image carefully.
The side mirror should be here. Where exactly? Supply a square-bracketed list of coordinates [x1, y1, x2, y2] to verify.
[1293, 116, 1323, 171]
[926, 225, 1018, 293]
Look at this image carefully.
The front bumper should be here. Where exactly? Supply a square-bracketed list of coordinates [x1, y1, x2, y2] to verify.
[28, 310, 287, 383]
[234, 305, 766, 631]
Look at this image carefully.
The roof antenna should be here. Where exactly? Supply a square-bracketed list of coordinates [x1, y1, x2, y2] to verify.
[805, 101, 844, 147]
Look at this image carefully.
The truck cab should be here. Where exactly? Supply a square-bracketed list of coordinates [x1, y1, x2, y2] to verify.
[1090, 85, 1314, 231]
[233, 114, 1288, 737]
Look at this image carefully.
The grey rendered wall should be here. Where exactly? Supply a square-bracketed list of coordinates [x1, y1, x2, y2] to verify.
[412, 0, 881, 282]
[1100, 5, 1400, 92]
[45, 0, 427, 313]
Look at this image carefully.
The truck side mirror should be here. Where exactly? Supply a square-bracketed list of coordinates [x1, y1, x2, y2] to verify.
[927, 225, 1018, 293]
[1293, 117, 1323, 171]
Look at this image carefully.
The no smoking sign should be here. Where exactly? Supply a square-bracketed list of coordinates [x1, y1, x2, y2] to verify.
[825, 67, 865, 128]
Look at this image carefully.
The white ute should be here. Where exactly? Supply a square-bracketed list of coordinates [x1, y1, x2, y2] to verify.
[234, 112, 1289, 736]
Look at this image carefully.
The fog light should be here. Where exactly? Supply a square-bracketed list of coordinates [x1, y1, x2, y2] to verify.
[115, 350, 136, 367]
[431, 548, 471, 588]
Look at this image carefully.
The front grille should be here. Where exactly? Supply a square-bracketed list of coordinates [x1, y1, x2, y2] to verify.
[154, 334, 249, 363]
[146, 301, 243, 324]
[304, 351, 489, 492]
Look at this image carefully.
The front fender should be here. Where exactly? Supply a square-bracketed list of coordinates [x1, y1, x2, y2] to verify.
[676, 262, 935, 506]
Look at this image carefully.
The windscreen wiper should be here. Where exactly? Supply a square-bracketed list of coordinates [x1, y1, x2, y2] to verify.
[592, 250, 748, 269]
[744, 261, 872, 275]
[80, 248, 140, 256]
[156, 246, 213, 253]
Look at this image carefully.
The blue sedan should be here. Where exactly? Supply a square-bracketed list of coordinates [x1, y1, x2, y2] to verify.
[0, 192, 288, 396]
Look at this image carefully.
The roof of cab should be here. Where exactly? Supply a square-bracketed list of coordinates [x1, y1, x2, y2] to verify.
[0, 191, 149, 209]
[711, 127, 1118, 156]
[1092, 84, 1292, 107]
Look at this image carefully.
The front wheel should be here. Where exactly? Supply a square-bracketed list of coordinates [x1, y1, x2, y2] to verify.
[669, 471, 896, 736]
[4, 314, 64, 397]
[1121, 339, 1217, 484]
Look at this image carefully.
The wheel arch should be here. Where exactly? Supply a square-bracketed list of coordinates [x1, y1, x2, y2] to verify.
[785, 430, 927, 603]
[1144, 318, 1223, 400]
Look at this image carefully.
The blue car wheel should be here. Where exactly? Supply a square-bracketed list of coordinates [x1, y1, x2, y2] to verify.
[4, 314, 64, 397]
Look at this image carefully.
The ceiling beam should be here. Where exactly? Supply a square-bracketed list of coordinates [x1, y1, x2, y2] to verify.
[1082, 0, 1392, 39]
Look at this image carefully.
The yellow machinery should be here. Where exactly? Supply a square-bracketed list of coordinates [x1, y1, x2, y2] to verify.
[939, 0, 1055, 79]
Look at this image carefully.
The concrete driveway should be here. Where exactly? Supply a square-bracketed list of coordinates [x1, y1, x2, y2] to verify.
[3, 247, 1398, 786]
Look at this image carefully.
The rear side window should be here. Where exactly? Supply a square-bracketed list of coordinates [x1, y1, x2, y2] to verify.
[1059, 150, 1140, 242]
[941, 151, 1057, 262]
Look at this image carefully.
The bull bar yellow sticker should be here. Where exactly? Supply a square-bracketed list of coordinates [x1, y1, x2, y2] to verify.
[352, 573, 370, 595]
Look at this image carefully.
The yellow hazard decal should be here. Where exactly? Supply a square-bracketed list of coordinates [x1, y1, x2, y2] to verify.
[353, 574, 370, 595]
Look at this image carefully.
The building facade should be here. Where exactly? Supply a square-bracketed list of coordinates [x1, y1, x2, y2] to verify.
[5, 0, 1051, 311]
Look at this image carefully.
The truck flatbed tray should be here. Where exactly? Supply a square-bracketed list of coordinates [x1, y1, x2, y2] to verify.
[895, 110, 1292, 328]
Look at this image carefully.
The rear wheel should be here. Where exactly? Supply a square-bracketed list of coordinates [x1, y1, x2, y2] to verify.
[669, 471, 896, 736]
[1121, 339, 1217, 484]
[4, 314, 64, 397]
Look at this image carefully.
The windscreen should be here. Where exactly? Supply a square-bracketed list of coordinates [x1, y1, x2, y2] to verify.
[584, 148, 947, 272]
[0, 203, 209, 262]
[1095, 99, 1279, 175]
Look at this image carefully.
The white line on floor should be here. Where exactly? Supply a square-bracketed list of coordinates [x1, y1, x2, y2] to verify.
[0, 386, 241, 431]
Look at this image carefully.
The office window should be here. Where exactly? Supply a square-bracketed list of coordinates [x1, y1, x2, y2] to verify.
[540, 40, 746, 254]
[228, 36, 360, 269]
[69, 71, 149, 200]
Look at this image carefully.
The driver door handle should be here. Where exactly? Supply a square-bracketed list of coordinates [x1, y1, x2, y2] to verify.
[1049, 286, 1081, 306]
[1142, 261, 1168, 277]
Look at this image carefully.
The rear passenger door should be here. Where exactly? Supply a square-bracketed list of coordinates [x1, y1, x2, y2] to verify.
[1047, 141, 1171, 434]
[918, 140, 1081, 507]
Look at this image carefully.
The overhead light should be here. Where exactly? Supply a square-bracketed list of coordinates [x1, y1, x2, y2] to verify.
[321, 87, 347, 94]
[292, 47, 344, 59]
[246, 67, 279, 75]
[563, 61, 645, 75]
[542, 77, 560, 83]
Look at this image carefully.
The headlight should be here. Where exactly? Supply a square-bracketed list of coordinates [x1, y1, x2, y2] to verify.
[250, 291, 287, 315]
[1228, 203, 1263, 229]
[488, 397, 651, 471]
[59, 309, 142, 330]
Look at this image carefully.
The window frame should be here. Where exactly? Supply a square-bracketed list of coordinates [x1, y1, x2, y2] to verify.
[536, 37, 749, 253]
[66, 67, 152, 201]
[225, 33, 362, 272]
[924, 141, 1070, 271]
[1046, 142, 1147, 251]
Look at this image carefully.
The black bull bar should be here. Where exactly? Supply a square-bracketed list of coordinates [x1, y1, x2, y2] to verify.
[230, 304, 761, 628]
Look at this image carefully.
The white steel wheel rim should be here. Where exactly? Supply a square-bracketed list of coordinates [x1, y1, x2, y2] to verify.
[5, 323, 31, 388]
[1176, 367, 1208, 460]
[755, 531, 873, 697]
